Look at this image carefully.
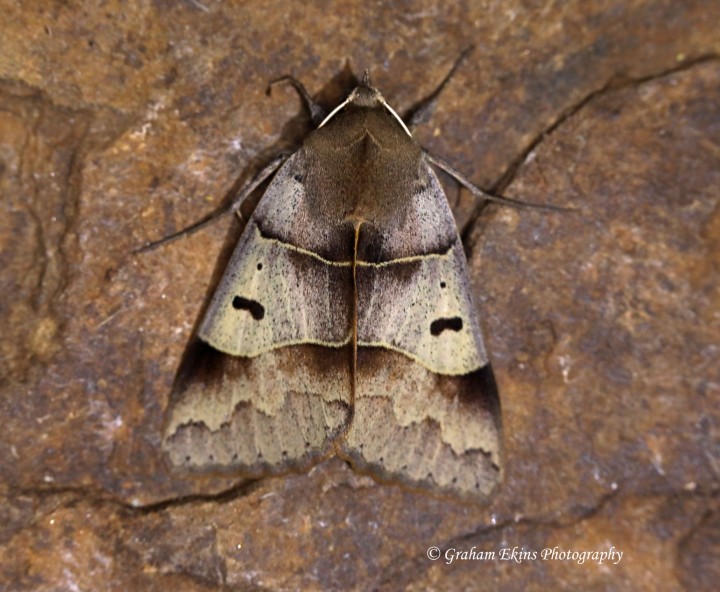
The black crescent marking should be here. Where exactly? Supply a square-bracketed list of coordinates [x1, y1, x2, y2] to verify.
[232, 296, 265, 320]
[430, 316, 463, 336]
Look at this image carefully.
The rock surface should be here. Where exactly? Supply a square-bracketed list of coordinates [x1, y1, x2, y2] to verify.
[1, 1, 718, 590]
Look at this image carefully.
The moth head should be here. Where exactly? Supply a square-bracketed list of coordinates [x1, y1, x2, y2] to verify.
[318, 73, 412, 137]
[347, 69, 383, 108]
[347, 84, 384, 108]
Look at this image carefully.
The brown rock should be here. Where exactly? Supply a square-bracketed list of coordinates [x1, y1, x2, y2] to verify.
[1, 1, 718, 590]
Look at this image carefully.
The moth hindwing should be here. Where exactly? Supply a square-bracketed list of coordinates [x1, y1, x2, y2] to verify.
[162, 77, 502, 501]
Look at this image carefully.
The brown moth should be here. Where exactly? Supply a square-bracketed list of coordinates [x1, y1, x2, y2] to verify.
[159, 66, 509, 501]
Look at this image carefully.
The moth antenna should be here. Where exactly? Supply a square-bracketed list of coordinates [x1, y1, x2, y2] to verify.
[361, 69, 372, 86]
[266, 75, 327, 126]
[404, 46, 475, 130]
[184, 0, 209, 12]
[425, 151, 576, 213]
[133, 154, 288, 254]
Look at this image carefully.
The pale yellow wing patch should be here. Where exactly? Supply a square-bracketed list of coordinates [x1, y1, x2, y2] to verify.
[357, 240, 487, 375]
[200, 225, 352, 357]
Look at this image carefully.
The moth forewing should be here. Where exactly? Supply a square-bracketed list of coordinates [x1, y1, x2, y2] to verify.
[162, 76, 502, 501]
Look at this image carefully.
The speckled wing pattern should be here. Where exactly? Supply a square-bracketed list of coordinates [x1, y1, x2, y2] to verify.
[162, 152, 355, 475]
[337, 162, 501, 499]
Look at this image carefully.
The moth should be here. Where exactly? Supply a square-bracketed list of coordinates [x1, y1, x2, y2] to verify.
[153, 61, 544, 502]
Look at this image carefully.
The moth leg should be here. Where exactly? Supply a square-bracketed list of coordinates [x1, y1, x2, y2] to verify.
[267, 76, 327, 127]
[425, 151, 575, 213]
[403, 46, 474, 131]
[134, 153, 288, 254]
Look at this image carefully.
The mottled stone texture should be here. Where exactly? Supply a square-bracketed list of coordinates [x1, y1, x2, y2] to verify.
[0, 1, 718, 590]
